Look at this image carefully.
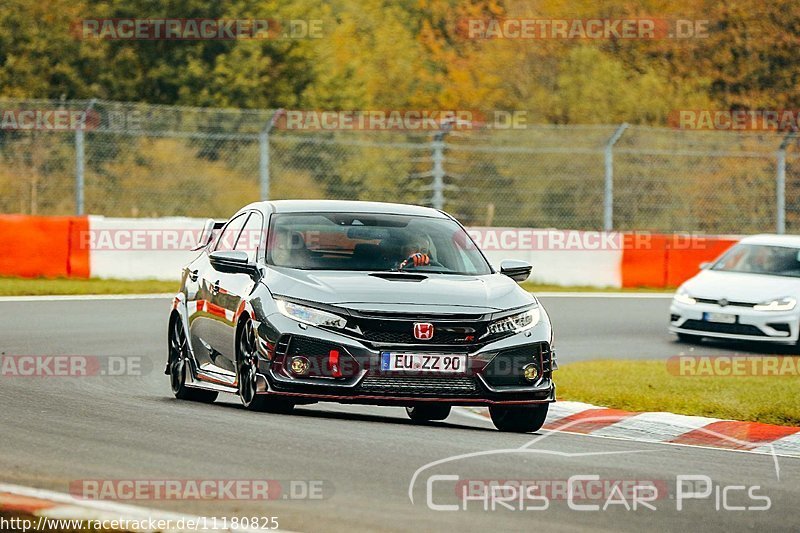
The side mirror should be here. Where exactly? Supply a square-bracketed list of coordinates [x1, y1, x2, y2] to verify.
[192, 219, 226, 251]
[500, 260, 532, 282]
[209, 250, 259, 276]
[699, 261, 712, 270]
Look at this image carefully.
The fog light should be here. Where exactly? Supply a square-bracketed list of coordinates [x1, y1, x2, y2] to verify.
[290, 356, 310, 376]
[523, 363, 539, 382]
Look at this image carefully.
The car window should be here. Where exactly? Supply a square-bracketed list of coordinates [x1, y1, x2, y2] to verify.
[712, 244, 800, 277]
[266, 212, 491, 275]
[236, 212, 264, 262]
[214, 213, 248, 252]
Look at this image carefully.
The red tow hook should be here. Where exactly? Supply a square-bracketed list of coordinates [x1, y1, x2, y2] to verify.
[328, 350, 342, 378]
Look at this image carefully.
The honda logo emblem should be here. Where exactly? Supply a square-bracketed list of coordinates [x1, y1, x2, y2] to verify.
[413, 322, 434, 340]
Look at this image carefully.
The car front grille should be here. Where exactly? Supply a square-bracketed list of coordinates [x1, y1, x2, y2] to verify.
[352, 315, 489, 346]
[681, 320, 766, 336]
[694, 298, 756, 308]
[358, 374, 479, 396]
[482, 342, 551, 387]
[361, 329, 467, 344]
[766, 322, 791, 334]
[279, 335, 359, 378]
[288, 336, 342, 358]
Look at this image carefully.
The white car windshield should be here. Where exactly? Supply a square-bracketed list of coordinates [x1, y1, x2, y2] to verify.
[711, 244, 800, 278]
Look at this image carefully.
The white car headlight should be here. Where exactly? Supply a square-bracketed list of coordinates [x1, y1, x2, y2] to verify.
[484, 307, 540, 337]
[754, 297, 797, 312]
[276, 300, 347, 329]
[673, 288, 696, 305]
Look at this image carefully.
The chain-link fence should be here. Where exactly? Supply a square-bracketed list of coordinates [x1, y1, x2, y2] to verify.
[1, 99, 798, 233]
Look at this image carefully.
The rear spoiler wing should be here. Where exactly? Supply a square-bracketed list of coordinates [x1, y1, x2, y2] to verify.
[191, 219, 227, 251]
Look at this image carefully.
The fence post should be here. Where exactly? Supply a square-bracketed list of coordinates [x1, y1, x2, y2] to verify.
[603, 123, 629, 231]
[259, 109, 284, 201]
[776, 132, 795, 234]
[431, 136, 445, 210]
[74, 99, 97, 216]
[431, 121, 453, 210]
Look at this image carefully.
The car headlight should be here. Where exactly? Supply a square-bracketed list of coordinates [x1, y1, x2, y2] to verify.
[673, 288, 696, 305]
[754, 297, 797, 312]
[276, 300, 347, 329]
[484, 307, 540, 337]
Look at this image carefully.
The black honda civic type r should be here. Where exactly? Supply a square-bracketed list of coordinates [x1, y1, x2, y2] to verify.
[167, 200, 556, 432]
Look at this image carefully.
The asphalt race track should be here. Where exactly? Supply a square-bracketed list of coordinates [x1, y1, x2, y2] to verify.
[0, 295, 798, 532]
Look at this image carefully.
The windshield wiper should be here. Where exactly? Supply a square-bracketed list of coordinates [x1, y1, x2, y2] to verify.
[369, 272, 427, 282]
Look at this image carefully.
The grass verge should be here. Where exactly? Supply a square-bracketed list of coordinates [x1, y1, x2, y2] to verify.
[0, 277, 178, 296]
[556, 359, 800, 427]
[0, 277, 674, 296]
[522, 282, 674, 293]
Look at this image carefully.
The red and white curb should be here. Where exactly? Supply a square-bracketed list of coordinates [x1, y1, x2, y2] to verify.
[0, 482, 289, 532]
[463, 401, 800, 458]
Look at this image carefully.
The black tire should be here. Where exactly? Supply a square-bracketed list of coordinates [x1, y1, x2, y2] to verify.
[237, 318, 294, 414]
[794, 325, 800, 354]
[489, 403, 549, 433]
[168, 317, 218, 403]
[406, 404, 451, 422]
[676, 332, 701, 343]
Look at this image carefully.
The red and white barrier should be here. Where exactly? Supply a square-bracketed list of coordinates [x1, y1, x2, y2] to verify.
[0, 214, 89, 278]
[87, 216, 204, 280]
[467, 401, 800, 457]
[0, 215, 742, 288]
[470, 228, 625, 288]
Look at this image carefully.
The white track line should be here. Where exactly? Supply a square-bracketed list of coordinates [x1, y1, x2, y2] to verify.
[0, 291, 675, 302]
[0, 293, 174, 302]
[535, 292, 674, 299]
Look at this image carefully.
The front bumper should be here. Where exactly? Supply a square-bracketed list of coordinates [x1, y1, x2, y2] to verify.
[252, 313, 556, 406]
[669, 299, 800, 343]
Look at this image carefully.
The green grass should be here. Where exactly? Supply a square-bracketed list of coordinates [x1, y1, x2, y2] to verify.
[0, 277, 178, 296]
[0, 277, 673, 296]
[521, 282, 674, 293]
[557, 359, 800, 426]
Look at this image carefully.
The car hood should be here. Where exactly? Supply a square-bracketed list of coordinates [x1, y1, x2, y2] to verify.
[682, 270, 800, 302]
[262, 267, 536, 313]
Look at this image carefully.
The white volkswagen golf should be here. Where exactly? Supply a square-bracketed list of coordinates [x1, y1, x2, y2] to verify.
[670, 234, 800, 346]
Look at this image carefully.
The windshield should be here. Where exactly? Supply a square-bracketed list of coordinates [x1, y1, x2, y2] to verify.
[266, 212, 492, 275]
[711, 244, 800, 278]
